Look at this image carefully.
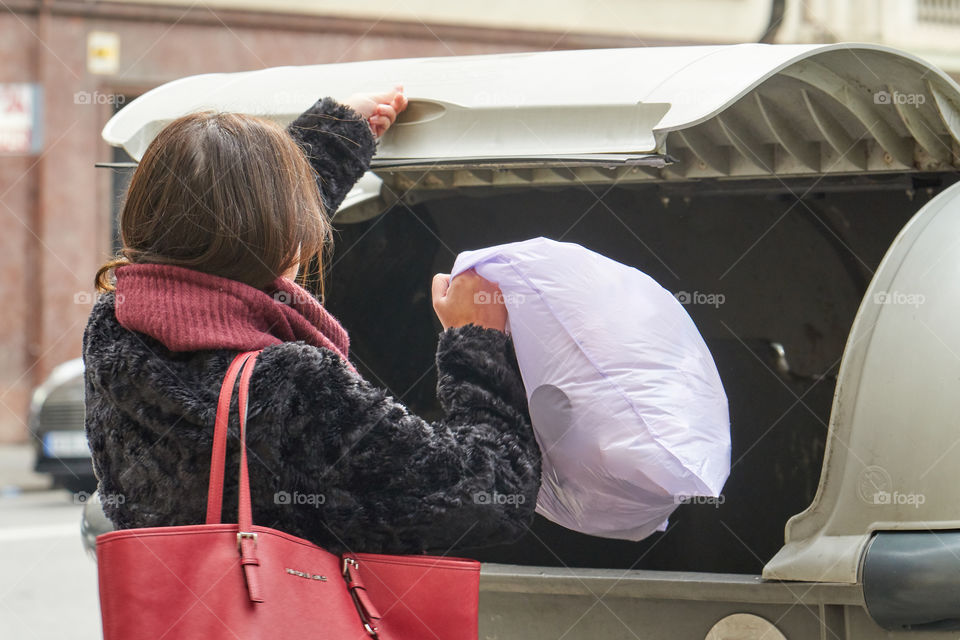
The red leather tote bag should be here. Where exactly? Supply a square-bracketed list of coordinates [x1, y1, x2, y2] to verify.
[96, 350, 480, 639]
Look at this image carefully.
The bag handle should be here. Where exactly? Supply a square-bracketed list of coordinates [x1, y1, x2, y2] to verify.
[204, 349, 265, 603]
[205, 350, 259, 524]
[235, 352, 264, 603]
[235, 351, 258, 535]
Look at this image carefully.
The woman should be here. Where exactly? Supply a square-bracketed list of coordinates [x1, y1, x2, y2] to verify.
[83, 88, 542, 556]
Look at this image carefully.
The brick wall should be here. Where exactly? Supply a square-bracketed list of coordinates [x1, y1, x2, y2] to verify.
[0, 2, 652, 442]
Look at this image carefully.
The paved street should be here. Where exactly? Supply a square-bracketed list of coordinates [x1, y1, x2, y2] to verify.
[1, 450, 101, 639]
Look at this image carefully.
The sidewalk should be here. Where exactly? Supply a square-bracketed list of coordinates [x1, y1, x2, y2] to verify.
[0, 444, 53, 493]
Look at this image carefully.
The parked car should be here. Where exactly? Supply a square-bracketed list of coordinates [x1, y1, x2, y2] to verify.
[29, 357, 96, 493]
[85, 43, 960, 638]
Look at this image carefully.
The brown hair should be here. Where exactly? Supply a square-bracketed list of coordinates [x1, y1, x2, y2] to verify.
[95, 111, 330, 293]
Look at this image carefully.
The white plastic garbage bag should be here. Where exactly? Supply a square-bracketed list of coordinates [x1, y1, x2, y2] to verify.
[450, 237, 730, 541]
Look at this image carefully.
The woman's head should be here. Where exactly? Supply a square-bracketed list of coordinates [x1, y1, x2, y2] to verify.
[96, 111, 330, 292]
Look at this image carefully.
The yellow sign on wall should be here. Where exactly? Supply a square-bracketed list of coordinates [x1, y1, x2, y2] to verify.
[87, 32, 120, 75]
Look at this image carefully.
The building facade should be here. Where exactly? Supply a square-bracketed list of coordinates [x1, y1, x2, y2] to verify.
[1, 0, 959, 442]
[0, 0, 676, 443]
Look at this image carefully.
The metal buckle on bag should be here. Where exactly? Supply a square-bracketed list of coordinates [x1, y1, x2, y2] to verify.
[237, 531, 258, 551]
[342, 558, 379, 637]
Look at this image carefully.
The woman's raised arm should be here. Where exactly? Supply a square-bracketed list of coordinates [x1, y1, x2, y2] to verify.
[286, 88, 406, 213]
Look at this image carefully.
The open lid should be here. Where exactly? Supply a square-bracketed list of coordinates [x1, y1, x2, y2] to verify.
[764, 180, 960, 584]
[103, 43, 960, 179]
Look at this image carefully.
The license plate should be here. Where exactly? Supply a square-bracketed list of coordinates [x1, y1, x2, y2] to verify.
[42, 431, 91, 458]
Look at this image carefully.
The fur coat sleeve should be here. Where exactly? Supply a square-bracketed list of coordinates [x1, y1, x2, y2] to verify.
[243, 324, 542, 554]
[285, 97, 378, 214]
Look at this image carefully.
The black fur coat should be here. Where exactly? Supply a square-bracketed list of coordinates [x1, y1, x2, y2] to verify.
[82, 97, 542, 555]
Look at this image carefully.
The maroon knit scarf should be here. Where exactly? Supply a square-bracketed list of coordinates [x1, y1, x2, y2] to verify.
[113, 263, 352, 369]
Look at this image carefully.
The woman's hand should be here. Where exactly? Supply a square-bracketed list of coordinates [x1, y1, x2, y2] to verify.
[342, 85, 409, 139]
[432, 269, 508, 332]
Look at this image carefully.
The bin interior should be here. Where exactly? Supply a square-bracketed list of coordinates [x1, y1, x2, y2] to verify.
[322, 171, 958, 574]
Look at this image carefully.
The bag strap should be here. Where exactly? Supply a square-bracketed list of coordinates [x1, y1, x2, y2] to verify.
[236, 351, 258, 535]
[205, 350, 259, 524]
[235, 352, 264, 603]
[204, 349, 265, 603]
